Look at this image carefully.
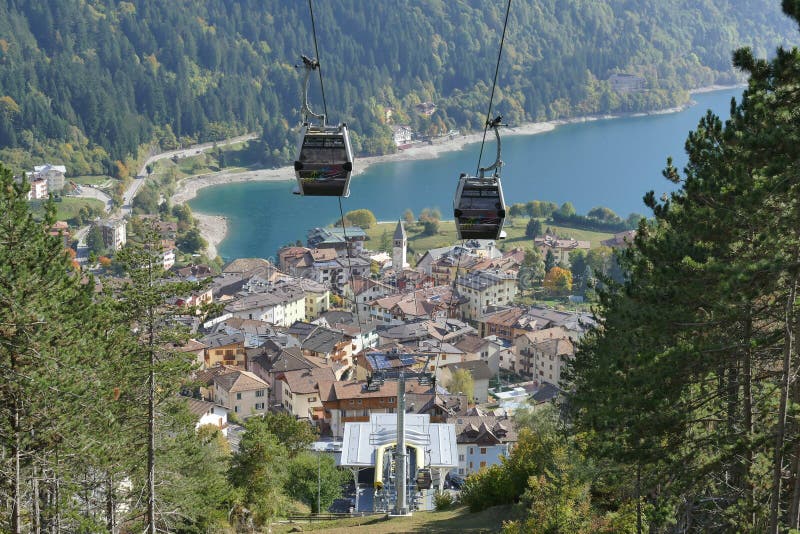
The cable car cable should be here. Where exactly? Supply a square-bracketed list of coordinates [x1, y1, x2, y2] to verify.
[307, 0, 328, 119]
[338, 196, 366, 334]
[475, 0, 512, 175]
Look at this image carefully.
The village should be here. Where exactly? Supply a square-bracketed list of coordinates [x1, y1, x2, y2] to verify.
[15, 146, 639, 515]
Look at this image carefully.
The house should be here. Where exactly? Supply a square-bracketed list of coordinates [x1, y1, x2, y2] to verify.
[601, 230, 637, 249]
[321, 379, 430, 439]
[307, 226, 366, 257]
[29, 177, 49, 200]
[354, 349, 419, 381]
[411, 392, 470, 423]
[343, 276, 395, 318]
[275, 366, 336, 423]
[301, 326, 355, 374]
[608, 73, 647, 93]
[319, 310, 380, 353]
[534, 235, 590, 265]
[183, 396, 229, 436]
[49, 221, 71, 247]
[33, 164, 66, 192]
[176, 264, 214, 280]
[223, 283, 305, 326]
[223, 257, 275, 278]
[376, 321, 431, 345]
[161, 247, 175, 270]
[199, 332, 246, 368]
[525, 336, 574, 388]
[278, 246, 314, 276]
[512, 327, 570, 380]
[426, 318, 477, 345]
[175, 287, 214, 311]
[415, 101, 437, 117]
[369, 285, 463, 324]
[217, 317, 277, 348]
[97, 219, 127, 251]
[447, 411, 517, 476]
[437, 360, 493, 403]
[392, 126, 414, 148]
[192, 365, 239, 403]
[247, 343, 327, 406]
[294, 277, 330, 320]
[213, 369, 269, 419]
[456, 270, 518, 322]
[454, 333, 502, 375]
[173, 338, 208, 369]
[479, 306, 525, 343]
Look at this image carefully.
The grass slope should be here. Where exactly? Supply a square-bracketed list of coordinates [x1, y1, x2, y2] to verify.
[364, 217, 614, 262]
[273, 504, 519, 534]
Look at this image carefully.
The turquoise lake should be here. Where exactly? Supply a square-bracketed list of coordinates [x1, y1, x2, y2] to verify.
[189, 87, 742, 262]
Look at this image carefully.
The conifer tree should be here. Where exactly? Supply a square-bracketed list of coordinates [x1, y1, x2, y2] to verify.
[0, 166, 115, 532]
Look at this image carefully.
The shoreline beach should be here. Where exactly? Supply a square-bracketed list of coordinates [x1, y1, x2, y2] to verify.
[174, 84, 744, 259]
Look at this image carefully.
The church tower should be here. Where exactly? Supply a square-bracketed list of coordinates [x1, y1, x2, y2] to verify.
[392, 219, 407, 271]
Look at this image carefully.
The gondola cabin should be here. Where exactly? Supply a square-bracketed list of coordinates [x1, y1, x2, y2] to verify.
[415, 468, 433, 490]
[294, 124, 354, 197]
[453, 173, 506, 240]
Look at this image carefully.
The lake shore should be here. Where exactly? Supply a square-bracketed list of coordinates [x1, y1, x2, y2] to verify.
[175, 84, 743, 259]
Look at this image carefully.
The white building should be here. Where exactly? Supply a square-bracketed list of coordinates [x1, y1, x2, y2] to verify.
[224, 284, 306, 327]
[98, 219, 127, 250]
[456, 270, 517, 322]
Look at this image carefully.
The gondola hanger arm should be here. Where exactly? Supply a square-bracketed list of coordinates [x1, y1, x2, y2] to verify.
[296, 55, 327, 126]
[478, 115, 507, 179]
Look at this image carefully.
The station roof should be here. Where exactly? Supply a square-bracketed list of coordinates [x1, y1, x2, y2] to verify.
[339, 413, 458, 469]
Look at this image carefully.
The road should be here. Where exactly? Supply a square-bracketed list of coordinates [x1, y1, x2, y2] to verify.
[69, 133, 258, 254]
[120, 132, 258, 218]
[74, 185, 114, 213]
[73, 225, 90, 264]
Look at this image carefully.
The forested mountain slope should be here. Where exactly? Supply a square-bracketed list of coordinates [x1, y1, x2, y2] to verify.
[0, 0, 794, 175]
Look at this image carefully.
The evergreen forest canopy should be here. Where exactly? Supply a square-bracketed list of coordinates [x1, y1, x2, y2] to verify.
[0, 0, 796, 176]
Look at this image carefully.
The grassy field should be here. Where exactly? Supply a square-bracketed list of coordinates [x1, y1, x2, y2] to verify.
[364, 217, 613, 260]
[29, 197, 105, 224]
[272, 505, 519, 534]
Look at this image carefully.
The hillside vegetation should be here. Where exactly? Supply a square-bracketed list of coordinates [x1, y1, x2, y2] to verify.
[0, 0, 795, 177]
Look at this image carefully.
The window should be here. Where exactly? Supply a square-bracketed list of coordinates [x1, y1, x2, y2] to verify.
[255, 403, 265, 410]
[234, 406, 239, 413]
[357, 399, 363, 405]
[469, 461, 473, 469]
[388, 398, 394, 404]
[255, 389, 265, 397]
[458, 454, 465, 462]
[236, 393, 242, 400]
[349, 399, 355, 405]
[480, 461, 486, 468]
[308, 396, 317, 402]
[469, 447, 474, 455]
[480, 447, 487, 454]
[225, 349, 234, 357]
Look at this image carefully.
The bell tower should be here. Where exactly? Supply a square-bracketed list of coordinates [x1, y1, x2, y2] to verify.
[392, 220, 407, 271]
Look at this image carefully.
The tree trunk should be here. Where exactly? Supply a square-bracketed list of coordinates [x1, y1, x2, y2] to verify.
[31, 462, 40, 534]
[743, 311, 755, 529]
[769, 277, 797, 533]
[147, 255, 157, 534]
[106, 473, 116, 534]
[147, 344, 156, 534]
[636, 461, 643, 534]
[12, 397, 21, 534]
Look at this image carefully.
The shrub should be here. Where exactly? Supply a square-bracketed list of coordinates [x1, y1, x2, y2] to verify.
[434, 491, 454, 511]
